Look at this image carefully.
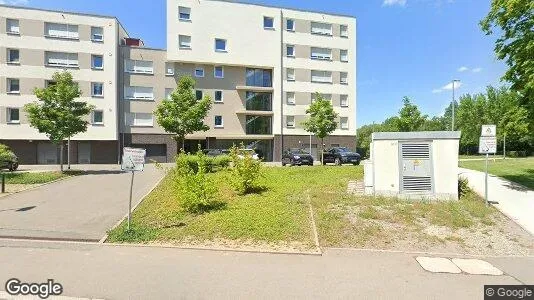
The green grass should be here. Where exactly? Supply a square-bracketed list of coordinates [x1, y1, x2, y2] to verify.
[107, 166, 362, 246]
[460, 157, 534, 190]
[459, 154, 504, 160]
[2, 171, 82, 184]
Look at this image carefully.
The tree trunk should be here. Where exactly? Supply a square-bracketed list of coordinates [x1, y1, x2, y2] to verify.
[59, 142, 64, 173]
[67, 137, 71, 170]
[321, 137, 324, 166]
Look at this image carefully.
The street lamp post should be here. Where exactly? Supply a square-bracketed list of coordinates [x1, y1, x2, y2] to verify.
[451, 79, 460, 131]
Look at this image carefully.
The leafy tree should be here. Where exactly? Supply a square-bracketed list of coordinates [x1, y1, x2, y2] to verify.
[394, 97, 428, 131]
[302, 93, 339, 163]
[24, 71, 94, 171]
[154, 76, 212, 151]
[481, 0, 534, 121]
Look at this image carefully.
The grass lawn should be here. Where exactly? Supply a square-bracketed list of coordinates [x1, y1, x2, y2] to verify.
[459, 154, 504, 160]
[107, 166, 361, 249]
[460, 157, 534, 190]
[2, 171, 82, 184]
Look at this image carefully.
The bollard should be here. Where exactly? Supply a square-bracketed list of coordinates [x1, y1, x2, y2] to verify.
[1, 173, 5, 193]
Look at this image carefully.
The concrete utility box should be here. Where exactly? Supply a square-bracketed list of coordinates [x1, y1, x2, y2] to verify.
[364, 131, 461, 200]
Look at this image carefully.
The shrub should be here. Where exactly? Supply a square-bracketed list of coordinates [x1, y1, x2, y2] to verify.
[458, 177, 470, 199]
[0, 144, 16, 162]
[175, 150, 230, 173]
[212, 155, 231, 169]
[229, 145, 262, 195]
[174, 150, 219, 213]
[507, 150, 528, 157]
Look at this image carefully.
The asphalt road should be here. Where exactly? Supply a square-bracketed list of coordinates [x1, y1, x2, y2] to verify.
[0, 165, 165, 242]
[0, 240, 531, 300]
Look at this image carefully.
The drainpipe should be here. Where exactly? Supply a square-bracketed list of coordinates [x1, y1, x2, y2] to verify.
[279, 9, 284, 162]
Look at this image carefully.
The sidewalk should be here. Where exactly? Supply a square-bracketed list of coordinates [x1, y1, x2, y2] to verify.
[459, 168, 534, 236]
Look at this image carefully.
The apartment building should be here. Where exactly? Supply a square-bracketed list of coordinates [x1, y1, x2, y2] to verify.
[0, 5, 128, 164]
[1, 0, 356, 163]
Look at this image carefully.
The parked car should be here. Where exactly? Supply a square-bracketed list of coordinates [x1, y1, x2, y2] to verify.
[237, 149, 260, 160]
[202, 149, 230, 157]
[322, 147, 361, 166]
[282, 149, 314, 166]
[0, 145, 19, 171]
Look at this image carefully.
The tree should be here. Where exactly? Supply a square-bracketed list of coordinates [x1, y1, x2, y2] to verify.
[481, 1, 534, 134]
[25, 71, 94, 172]
[154, 76, 212, 151]
[302, 93, 339, 164]
[394, 97, 427, 131]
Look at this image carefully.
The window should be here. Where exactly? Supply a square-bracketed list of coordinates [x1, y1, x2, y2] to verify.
[179, 35, 191, 49]
[312, 93, 332, 103]
[340, 95, 349, 107]
[340, 72, 348, 84]
[246, 92, 272, 111]
[340, 25, 349, 38]
[286, 19, 295, 31]
[215, 39, 227, 52]
[7, 49, 20, 64]
[124, 86, 154, 100]
[286, 68, 295, 81]
[125, 113, 153, 127]
[165, 62, 175, 76]
[179, 6, 191, 21]
[45, 23, 79, 39]
[286, 116, 295, 128]
[7, 108, 20, 123]
[286, 92, 295, 105]
[246, 68, 272, 87]
[246, 116, 272, 135]
[340, 50, 348, 62]
[214, 66, 224, 78]
[45, 52, 78, 67]
[194, 67, 204, 77]
[195, 90, 203, 100]
[263, 16, 274, 29]
[91, 27, 104, 42]
[92, 110, 104, 125]
[7, 79, 20, 94]
[165, 88, 173, 100]
[214, 116, 223, 128]
[91, 82, 104, 97]
[6, 19, 20, 35]
[92, 55, 103, 69]
[311, 47, 332, 60]
[286, 45, 295, 57]
[340, 117, 349, 130]
[124, 59, 153, 74]
[214, 90, 223, 102]
[311, 22, 332, 36]
[311, 70, 332, 83]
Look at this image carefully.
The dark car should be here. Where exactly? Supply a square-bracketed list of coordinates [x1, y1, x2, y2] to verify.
[0, 145, 19, 171]
[202, 149, 230, 157]
[282, 148, 314, 166]
[322, 147, 361, 166]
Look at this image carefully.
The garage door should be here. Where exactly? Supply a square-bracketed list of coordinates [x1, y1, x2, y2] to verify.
[37, 143, 58, 164]
[131, 144, 167, 163]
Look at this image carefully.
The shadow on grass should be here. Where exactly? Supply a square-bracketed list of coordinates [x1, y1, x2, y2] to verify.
[194, 200, 228, 214]
[499, 169, 534, 191]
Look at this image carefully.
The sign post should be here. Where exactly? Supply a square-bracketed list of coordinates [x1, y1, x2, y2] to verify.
[479, 125, 496, 206]
[121, 147, 146, 231]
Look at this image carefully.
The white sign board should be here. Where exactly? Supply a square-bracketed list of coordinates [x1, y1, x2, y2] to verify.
[479, 137, 497, 154]
[481, 125, 496, 137]
[122, 147, 146, 171]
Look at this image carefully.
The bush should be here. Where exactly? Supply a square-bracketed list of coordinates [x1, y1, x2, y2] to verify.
[507, 150, 528, 157]
[458, 177, 470, 199]
[212, 155, 231, 169]
[0, 144, 16, 162]
[229, 145, 262, 195]
[176, 151, 231, 173]
[174, 150, 219, 213]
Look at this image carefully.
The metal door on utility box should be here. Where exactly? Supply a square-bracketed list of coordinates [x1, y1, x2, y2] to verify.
[399, 142, 433, 192]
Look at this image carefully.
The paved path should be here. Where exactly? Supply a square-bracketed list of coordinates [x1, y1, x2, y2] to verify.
[0, 240, 531, 300]
[460, 168, 534, 236]
[0, 165, 165, 241]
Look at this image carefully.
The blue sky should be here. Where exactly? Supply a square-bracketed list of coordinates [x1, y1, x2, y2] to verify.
[4, 0, 505, 126]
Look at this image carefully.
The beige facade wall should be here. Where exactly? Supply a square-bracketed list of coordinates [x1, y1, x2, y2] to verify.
[0, 5, 126, 141]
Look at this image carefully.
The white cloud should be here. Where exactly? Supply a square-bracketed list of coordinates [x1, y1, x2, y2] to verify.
[0, 0, 29, 5]
[432, 89, 443, 94]
[441, 81, 463, 90]
[457, 66, 469, 72]
[383, 0, 407, 7]
[472, 67, 482, 73]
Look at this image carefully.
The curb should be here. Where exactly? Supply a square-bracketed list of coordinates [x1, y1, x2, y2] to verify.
[98, 169, 168, 243]
[306, 191, 322, 255]
[324, 247, 534, 259]
[0, 173, 80, 199]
